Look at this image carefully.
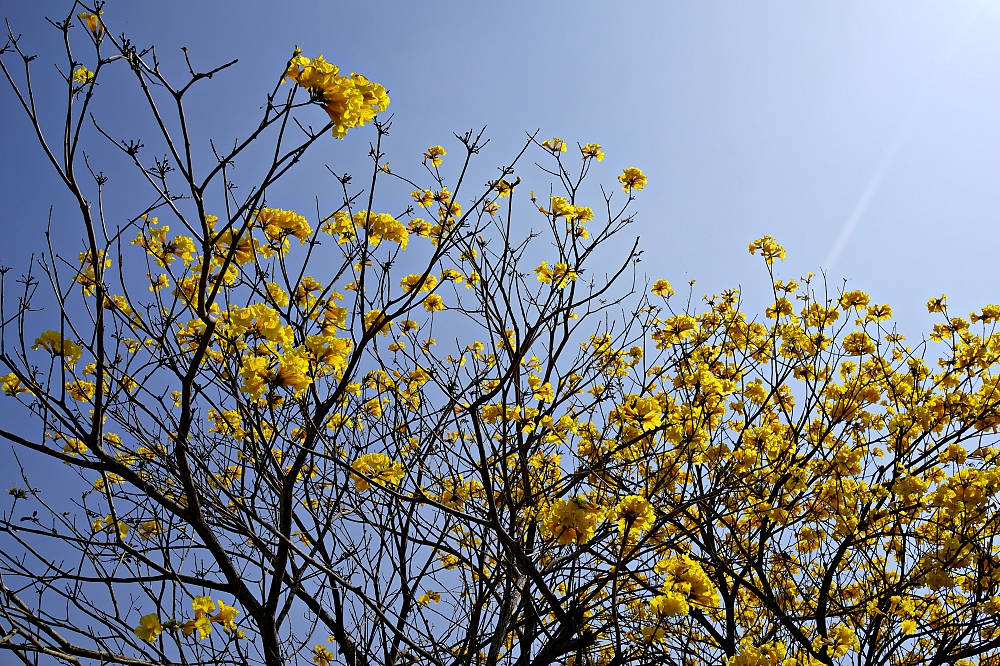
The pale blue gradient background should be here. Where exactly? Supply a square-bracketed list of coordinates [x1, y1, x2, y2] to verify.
[2, 0, 1000, 479]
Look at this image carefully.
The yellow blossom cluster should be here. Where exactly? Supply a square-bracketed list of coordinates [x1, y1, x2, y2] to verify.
[134, 596, 240, 643]
[534, 261, 579, 289]
[541, 495, 605, 545]
[350, 453, 404, 492]
[618, 166, 647, 191]
[284, 54, 389, 138]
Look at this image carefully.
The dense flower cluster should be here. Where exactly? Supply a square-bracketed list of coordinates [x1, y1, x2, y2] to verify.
[284, 54, 388, 138]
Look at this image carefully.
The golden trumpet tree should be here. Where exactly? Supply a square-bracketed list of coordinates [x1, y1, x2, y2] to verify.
[3, 6, 1000, 666]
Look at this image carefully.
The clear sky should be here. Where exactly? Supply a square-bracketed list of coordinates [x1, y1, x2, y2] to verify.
[3, 0, 1000, 339]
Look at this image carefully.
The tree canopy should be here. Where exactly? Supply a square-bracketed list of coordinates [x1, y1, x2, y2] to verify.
[4, 6, 1000, 666]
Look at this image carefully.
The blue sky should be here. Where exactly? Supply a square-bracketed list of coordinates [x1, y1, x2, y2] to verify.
[3, 0, 999, 335]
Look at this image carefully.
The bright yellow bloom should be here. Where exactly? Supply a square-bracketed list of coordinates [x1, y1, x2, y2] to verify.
[62, 438, 88, 456]
[542, 137, 567, 153]
[651, 278, 675, 298]
[0, 373, 30, 396]
[423, 294, 445, 312]
[364, 309, 392, 335]
[351, 453, 404, 492]
[747, 235, 786, 264]
[76, 11, 104, 39]
[580, 143, 604, 161]
[214, 228, 258, 265]
[534, 261, 578, 289]
[192, 595, 217, 617]
[92, 513, 128, 537]
[72, 66, 96, 85]
[33, 331, 83, 365]
[424, 145, 446, 167]
[812, 624, 859, 659]
[417, 590, 441, 605]
[148, 273, 169, 292]
[649, 591, 689, 617]
[618, 166, 647, 191]
[255, 208, 312, 245]
[728, 640, 788, 666]
[239, 355, 272, 399]
[532, 380, 555, 403]
[211, 600, 240, 630]
[655, 553, 720, 610]
[400, 273, 438, 293]
[67, 379, 96, 402]
[138, 520, 162, 541]
[411, 189, 435, 207]
[274, 347, 313, 394]
[541, 496, 605, 545]
[134, 613, 162, 642]
[352, 211, 408, 248]
[493, 179, 516, 197]
[608, 495, 656, 534]
[927, 294, 948, 313]
[284, 54, 389, 139]
[842, 331, 876, 356]
[182, 614, 213, 640]
[838, 289, 870, 310]
[313, 644, 335, 666]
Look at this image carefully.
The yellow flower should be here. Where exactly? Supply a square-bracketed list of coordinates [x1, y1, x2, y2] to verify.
[182, 614, 213, 640]
[423, 294, 445, 312]
[76, 11, 104, 39]
[192, 595, 217, 617]
[284, 54, 388, 139]
[67, 378, 95, 402]
[313, 644, 335, 666]
[255, 208, 312, 246]
[534, 261, 578, 289]
[400, 273, 438, 293]
[62, 438, 88, 456]
[927, 294, 948, 313]
[838, 290, 870, 310]
[274, 348, 313, 395]
[417, 590, 441, 605]
[542, 137, 567, 153]
[541, 496, 605, 545]
[618, 166, 647, 191]
[424, 145, 446, 167]
[651, 279, 675, 298]
[211, 599, 240, 630]
[493, 179, 516, 198]
[148, 273, 169, 292]
[72, 66, 96, 85]
[532, 381, 555, 403]
[351, 453, 404, 492]
[33, 331, 83, 365]
[134, 613, 162, 642]
[842, 331, 876, 356]
[747, 235, 786, 265]
[0, 373, 29, 396]
[92, 514, 128, 537]
[608, 495, 655, 534]
[580, 143, 604, 161]
[353, 211, 408, 248]
[411, 189, 435, 207]
[649, 591, 689, 617]
[655, 553, 720, 610]
[214, 228, 258, 265]
[138, 520, 162, 541]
